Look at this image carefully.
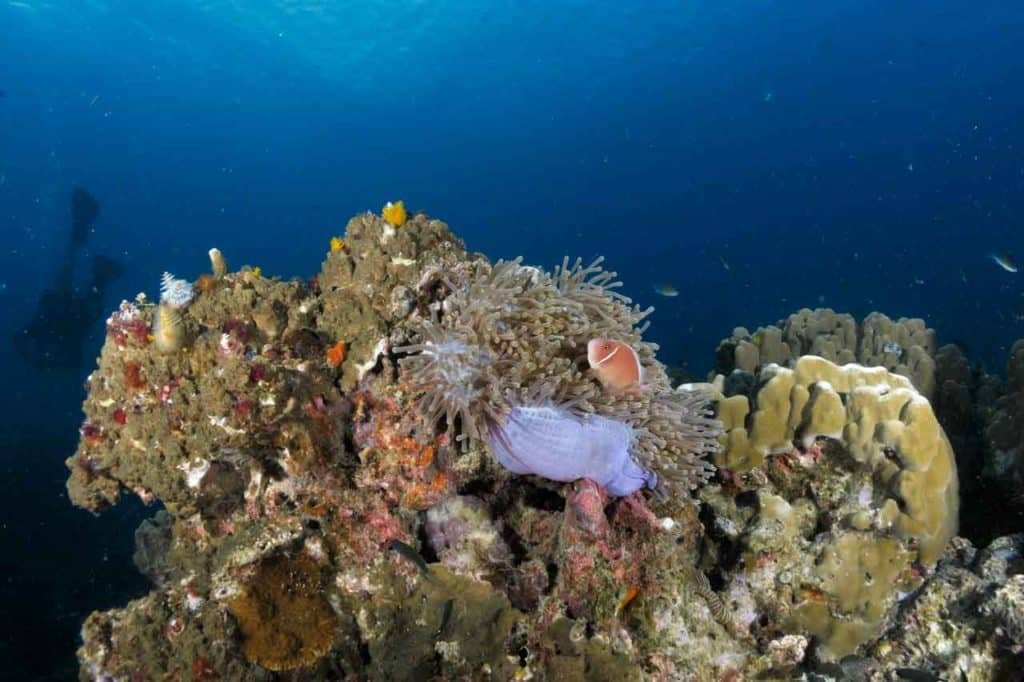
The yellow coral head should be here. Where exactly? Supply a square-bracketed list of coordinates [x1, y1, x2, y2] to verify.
[329, 236, 344, 253]
[382, 200, 407, 227]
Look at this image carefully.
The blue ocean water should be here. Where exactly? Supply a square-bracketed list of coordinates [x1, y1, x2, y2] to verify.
[1, 1, 1022, 678]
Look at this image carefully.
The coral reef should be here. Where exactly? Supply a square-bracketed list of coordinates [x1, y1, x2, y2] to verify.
[69, 206, 1024, 680]
[705, 355, 958, 661]
[718, 307, 1024, 547]
[980, 339, 1024, 501]
[867, 534, 1024, 680]
[64, 207, 735, 680]
[424, 495, 512, 584]
[715, 308, 937, 398]
[936, 337, 1024, 544]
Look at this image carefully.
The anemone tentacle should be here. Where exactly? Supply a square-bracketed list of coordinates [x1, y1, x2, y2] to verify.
[398, 256, 720, 496]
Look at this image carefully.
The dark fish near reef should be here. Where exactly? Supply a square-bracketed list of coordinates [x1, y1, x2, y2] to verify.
[990, 252, 1018, 273]
[387, 539, 432, 578]
[438, 598, 455, 637]
[894, 668, 941, 682]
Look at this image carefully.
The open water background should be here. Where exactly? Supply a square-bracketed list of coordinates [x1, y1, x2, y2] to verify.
[1, 2, 1022, 678]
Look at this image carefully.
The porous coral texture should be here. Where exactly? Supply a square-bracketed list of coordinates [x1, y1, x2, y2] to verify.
[703, 355, 958, 662]
[715, 309, 937, 399]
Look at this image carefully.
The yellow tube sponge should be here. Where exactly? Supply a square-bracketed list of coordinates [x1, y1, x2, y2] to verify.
[208, 248, 227, 278]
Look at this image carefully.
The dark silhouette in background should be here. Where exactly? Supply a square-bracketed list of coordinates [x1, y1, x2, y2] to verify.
[2, 188, 144, 681]
[13, 187, 123, 370]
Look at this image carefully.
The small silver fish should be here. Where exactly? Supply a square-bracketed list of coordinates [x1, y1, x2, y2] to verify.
[653, 283, 679, 297]
[719, 256, 731, 271]
[990, 252, 1018, 273]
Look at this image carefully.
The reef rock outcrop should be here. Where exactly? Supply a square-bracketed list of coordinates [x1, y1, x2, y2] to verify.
[67, 207, 737, 680]
[68, 206, 1004, 680]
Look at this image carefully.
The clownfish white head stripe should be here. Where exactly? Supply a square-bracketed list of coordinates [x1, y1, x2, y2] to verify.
[587, 338, 643, 391]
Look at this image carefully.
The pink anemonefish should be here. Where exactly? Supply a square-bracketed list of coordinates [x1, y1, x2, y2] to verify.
[587, 338, 643, 391]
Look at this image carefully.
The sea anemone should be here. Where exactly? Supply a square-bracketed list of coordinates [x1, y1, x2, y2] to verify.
[629, 389, 720, 492]
[396, 324, 507, 447]
[160, 272, 194, 309]
[488, 405, 657, 496]
[398, 255, 721, 497]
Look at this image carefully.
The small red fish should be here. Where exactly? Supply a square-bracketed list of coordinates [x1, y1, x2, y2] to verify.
[587, 338, 643, 390]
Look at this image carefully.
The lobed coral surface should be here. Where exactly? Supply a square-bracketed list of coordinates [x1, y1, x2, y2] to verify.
[704, 356, 958, 662]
